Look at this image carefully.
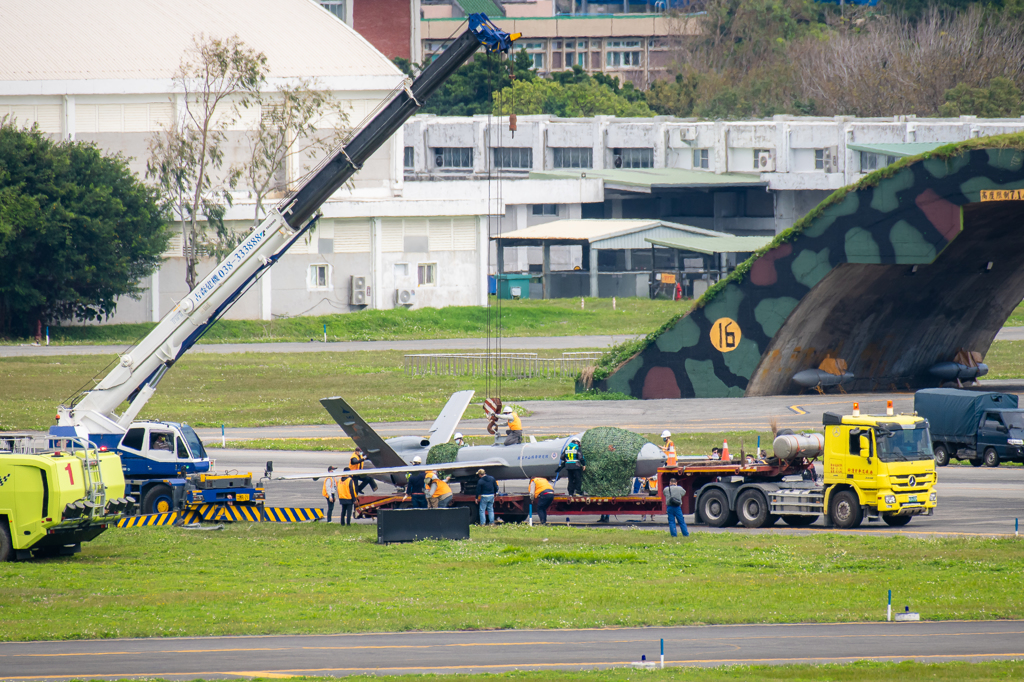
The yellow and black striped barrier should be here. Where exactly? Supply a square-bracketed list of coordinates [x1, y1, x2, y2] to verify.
[116, 505, 325, 527]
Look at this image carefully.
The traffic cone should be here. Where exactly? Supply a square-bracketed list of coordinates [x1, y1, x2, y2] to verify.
[721, 439, 730, 462]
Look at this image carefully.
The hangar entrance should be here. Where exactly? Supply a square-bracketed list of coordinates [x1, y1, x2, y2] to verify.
[747, 200, 1024, 395]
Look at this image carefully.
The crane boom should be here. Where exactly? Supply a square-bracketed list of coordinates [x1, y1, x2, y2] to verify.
[58, 14, 519, 438]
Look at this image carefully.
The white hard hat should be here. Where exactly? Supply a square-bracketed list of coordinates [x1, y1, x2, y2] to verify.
[454, 432, 463, 440]
[502, 405, 513, 414]
[661, 430, 671, 439]
[412, 455, 422, 464]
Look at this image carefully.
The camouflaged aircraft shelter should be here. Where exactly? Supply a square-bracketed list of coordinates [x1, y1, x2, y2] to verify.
[590, 136, 1024, 399]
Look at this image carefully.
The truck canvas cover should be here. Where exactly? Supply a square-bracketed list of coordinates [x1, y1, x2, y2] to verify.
[914, 388, 1019, 439]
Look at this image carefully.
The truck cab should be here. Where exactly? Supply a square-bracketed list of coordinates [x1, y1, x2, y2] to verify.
[116, 421, 210, 477]
[976, 410, 1024, 466]
[821, 412, 937, 528]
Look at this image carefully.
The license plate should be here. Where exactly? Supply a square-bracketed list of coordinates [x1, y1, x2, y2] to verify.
[908, 495, 917, 503]
[236, 493, 250, 502]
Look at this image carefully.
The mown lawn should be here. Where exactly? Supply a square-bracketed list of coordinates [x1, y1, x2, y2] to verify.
[84, 662, 1024, 682]
[0, 350, 575, 430]
[1, 524, 1021, 641]
[3, 298, 688, 345]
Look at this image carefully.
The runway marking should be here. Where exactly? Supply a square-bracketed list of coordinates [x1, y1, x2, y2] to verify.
[788, 405, 808, 415]
[8, 652, 1024, 680]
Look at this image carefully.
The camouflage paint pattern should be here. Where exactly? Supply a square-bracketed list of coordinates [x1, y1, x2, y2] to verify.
[593, 141, 1024, 399]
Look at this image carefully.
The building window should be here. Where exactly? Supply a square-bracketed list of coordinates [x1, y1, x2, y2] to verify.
[605, 39, 642, 68]
[814, 149, 824, 170]
[404, 146, 414, 169]
[614, 148, 653, 169]
[319, 0, 347, 22]
[493, 147, 533, 169]
[417, 262, 437, 286]
[394, 262, 409, 278]
[860, 151, 898, 172]
[692, 148, 709, 169]
[532, 204, 558, 216]
[530, 53, 545, 69]
[309, 264, 330, 290]
[553, 147, 593, 169]
[523, 42, 546, 70]
[433, 147, 473, 169]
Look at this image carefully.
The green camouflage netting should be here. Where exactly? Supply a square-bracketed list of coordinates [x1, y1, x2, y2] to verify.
[427, 443, 459, 466]
[580, 427, 650, 497]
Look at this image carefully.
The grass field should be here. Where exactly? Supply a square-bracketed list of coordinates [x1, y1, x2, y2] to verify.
[1, 524, 1021, 641]
[0, 350, 576, 431]
[74, 662, 1024, 682]
[5, 337, 1024, 432]
[3, 298, 688, 346]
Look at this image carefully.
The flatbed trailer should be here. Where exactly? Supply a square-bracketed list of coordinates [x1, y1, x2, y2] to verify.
[355, 458, 812, 525]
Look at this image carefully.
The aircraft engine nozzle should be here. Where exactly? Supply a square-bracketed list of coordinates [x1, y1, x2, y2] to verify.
[772, 433, 824, 461]
[928, 361, 989, 381]
[634, 442, 667, 477]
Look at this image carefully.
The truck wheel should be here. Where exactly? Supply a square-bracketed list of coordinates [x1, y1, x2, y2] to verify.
[883, 514, 912, 527]
[142, 485, 174, 514]
[781, 515, 817, 527]
[829, 490, 863, 529]
[933, 444, 950, 467]
[699, 489, 736, 528]
[0, 519, 11, 562]
[736, 490, 770, 528]
[984, 448, 1000, 468]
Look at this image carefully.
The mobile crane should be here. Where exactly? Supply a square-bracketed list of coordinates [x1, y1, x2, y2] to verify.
[48, 15, 521, 517]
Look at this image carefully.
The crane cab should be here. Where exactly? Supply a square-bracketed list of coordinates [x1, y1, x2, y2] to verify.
[117, 421, 210, 476]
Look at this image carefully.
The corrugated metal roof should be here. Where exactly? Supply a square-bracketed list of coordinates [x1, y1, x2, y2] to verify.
[455, 0, 505, 16]
[530, 168, 767, 190]
[646, 235, 773, 255]
[496, 219, 729, 246]
[0, 0, 402, 83]
[847, 142, 951, 157]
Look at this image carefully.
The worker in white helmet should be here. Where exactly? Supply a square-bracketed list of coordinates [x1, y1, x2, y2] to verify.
[406, 456, 427, 508]
[661, 430, 677, 467]
[499, 405, 523, 445]
[454, 433, 465, 447]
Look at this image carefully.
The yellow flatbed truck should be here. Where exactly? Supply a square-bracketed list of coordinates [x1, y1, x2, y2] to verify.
[0, 435, 133, 561]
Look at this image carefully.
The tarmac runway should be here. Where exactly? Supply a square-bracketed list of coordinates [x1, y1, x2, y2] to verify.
[3, 621, 1023, 681]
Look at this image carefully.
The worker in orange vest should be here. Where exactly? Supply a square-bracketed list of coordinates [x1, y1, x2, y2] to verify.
[321, 465, 338, 522]
[350, 448, 378, 494]
[661, 430, 677, 467]
[426, 471, 453, 508]
[336, 467, 357, 525]
[529, 477, 555, 524]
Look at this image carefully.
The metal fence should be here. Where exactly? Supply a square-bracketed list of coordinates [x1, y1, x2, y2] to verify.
[404, 352, 604, 379]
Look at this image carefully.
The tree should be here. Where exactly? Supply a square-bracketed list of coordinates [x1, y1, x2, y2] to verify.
[493, 69, 655, 117]
[0, 121, 168, 337]
[236, 81, 351, 228]
[938, 77, 1023, 117]
[147, 34, 267, 291]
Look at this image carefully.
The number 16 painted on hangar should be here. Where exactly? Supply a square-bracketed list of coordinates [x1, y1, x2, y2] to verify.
[710, 317, 742, 353]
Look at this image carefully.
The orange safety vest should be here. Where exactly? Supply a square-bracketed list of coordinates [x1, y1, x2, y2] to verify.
[663, 439, 677, 467]
[507, 412, 522, 431]
[531, 478, 553, 496]
[429, 477, 452, 497]
[336, 476, 355, 500]
[322, 477, 335, 499]
[350, 455, 364, 470]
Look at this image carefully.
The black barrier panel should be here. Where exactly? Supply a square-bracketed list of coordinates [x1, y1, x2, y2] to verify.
[377, 507, 471, 544]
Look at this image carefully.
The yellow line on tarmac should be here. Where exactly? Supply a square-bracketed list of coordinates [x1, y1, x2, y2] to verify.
[789, 405, 808, 415]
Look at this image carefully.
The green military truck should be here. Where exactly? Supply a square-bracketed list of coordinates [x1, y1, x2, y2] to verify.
[0, 434, 133, 561]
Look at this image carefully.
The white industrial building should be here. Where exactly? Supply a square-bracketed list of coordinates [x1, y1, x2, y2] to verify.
[401, 113, 1024, 282]
[0, 0, 497, 325]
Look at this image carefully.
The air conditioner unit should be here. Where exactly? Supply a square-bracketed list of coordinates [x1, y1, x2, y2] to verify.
[396, 288, 416, 306]
[613, 152, 623, 168]
[434, 153, 444, 167]
[823, 145, 840, 173]
[679, 126, 697, 142]
[350, 275, 372, 306]
[756, 149, 775, 172]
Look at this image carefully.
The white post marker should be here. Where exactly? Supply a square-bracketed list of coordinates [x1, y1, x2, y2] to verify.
[221, 424, 226, 448]
[581, 297, 584, 310]
[887, 589, 892, 622]
[661, 638, 665, 669]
